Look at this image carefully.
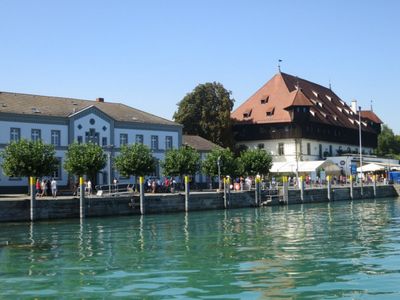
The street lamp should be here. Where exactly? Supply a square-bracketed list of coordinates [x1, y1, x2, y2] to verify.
[217, 156, 221, 191]
[358, 106, 363, 195]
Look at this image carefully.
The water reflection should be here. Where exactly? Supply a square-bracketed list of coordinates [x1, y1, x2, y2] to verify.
[0, 198, 399, 298]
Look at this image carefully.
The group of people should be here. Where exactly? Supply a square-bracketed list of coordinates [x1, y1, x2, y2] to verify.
[145, 177, 176, 193]
[35, 178, 58, 198]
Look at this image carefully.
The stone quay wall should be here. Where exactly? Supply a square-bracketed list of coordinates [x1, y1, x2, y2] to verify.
[0, 185, 398, 222]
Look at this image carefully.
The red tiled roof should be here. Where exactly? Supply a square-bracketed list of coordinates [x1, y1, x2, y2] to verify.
[232, 72, 381, 133]
[361, 110, 383, 124]
[285, 89, 313, 108]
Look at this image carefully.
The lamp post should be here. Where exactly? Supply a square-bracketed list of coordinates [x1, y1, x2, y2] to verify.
[358, 106, 363, 195]
[217, 156, 221, 191]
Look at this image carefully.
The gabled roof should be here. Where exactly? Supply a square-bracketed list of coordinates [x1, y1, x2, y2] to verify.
[285, 89, 313, 109]
[0, 91, 179, 126]
[231, 72, 381, 133]
[183, 135, 221, 151]
[361, 110, 383, 124]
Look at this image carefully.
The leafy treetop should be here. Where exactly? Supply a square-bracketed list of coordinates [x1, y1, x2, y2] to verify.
[64, 143, 107, 180]
[114, 143, 156, 177]
[1, 139, 58, 178]
[173, 82, 235, 148]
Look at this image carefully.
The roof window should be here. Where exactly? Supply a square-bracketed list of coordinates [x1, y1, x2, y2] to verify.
[266, 107, 275, 117]
[312, 90, 318, 97]
[337, 106, 343, 112]
[243, 109, 252, 118]
[260, 96, 269, 104]
[310, 110, 315, 117]
[31, 107, 41, 113]
[317, 102, 323, 107]
[321, 111, 327, 118]
[348, 118, 354, 124]
[332, 115, 338, 121]
[326, 95, 332, 101]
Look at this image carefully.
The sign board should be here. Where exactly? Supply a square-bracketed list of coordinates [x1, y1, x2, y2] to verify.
[351, 164, 357, 175]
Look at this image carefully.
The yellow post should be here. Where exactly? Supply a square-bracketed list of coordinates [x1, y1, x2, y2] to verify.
[30, 176, 34, 186]
[139, 176, 145, 214]
[282, 176, 287, 183]
[184, 175, 190, 212]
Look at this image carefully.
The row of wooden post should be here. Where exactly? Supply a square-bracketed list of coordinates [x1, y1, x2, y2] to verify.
[29, 173, 377, 221]
[281, 175, 377, 204]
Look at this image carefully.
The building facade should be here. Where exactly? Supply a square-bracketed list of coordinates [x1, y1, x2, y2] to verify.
[232, 72, 383, 165]
[0, 92, 182, 190]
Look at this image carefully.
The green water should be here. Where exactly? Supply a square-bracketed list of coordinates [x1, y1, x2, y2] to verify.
[1, 198, 400, 299]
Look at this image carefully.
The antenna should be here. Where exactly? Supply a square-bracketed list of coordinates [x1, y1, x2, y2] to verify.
[329, 79, 332, 90]
[278, 59, 282, 72]
[370, 99, 373, 111]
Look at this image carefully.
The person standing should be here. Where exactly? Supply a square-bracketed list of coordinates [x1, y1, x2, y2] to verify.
[51, 178, 57, 199]
[87, 180, 92, 196]
[35, 178, 41, 197]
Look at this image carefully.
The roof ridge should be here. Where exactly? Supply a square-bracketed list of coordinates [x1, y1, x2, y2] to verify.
[280, 72, 332, 92]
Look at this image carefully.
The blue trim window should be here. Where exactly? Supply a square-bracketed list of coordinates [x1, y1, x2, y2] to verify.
[51, 130, 61, 146]
[135, 134, 144, 144]
[165, 136, 173, 150]
[120, 133, 128, 146]
[151, 135, 159, 150]
[10, 128, 20, 142]
[31, 129, 41, 142]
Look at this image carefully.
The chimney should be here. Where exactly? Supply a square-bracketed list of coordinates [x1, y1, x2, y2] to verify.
[351, 99, 357, 113]
[96, 97, 104, 103]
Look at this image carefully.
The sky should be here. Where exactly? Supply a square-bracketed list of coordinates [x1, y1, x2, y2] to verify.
[1, 0, 400, 133]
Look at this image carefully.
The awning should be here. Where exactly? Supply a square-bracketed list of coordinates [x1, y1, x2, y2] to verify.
[357, 163, 385, 172]
[270, 160, 340, 174]
[357, 163, 400, 172]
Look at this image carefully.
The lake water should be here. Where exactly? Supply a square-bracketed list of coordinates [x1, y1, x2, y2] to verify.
[1, 198, 400, 299]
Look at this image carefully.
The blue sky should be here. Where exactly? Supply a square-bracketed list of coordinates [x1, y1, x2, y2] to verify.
[1, 0, 399, 133]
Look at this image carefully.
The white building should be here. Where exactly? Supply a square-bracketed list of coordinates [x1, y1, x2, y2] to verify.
[232, 72, 383, 167]
[0, 92, 182, 191]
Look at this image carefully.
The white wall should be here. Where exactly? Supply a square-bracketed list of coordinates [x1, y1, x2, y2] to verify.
[73, 113, 111, 143]
[240, 138, 374, 163]
[0, 121, 68, 145]
[114, 128, 179, 149]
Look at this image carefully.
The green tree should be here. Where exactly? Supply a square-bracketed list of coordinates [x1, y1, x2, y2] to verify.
[202, 148, 238, 178]
[114, 144, 156, 178]
[64, 143, 107, 181]
[1, 139, 58, 179]
[173, 82, 235, 148]
[239, 148, 273, 176]
[376, 125, 400, 157]
[161, 146, 200, 182]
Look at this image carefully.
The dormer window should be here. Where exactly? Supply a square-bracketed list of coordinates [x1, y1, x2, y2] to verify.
[348, 118, 354, 124]
[310, 99, 317, 105]
[312, 90, 318, 97]
[317, 102, 323, 107]
[332, 115, 338, 121]
[337, 106, 343, 112]
[321, 111, 327, 118]
[344, 108, 349, 114]
[310, 110, 315, 117]
[326, 95, 332, 101]
[260, 96, 269, 104]
[266, 107, 275, 116]
[243, 109, 252, 118]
